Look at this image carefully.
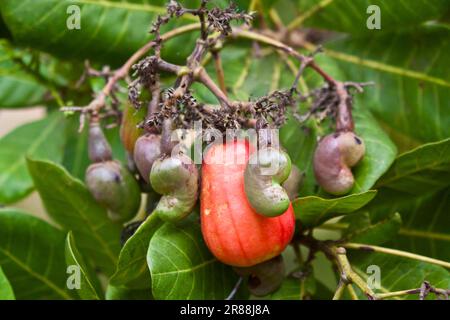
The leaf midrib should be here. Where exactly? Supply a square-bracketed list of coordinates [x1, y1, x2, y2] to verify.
[0, 247, 71, 300]
[152, 258, 216, 276]
[74, 0, 197, 21]
[31, 160, 119, 271]
[376, 139, 450, 187]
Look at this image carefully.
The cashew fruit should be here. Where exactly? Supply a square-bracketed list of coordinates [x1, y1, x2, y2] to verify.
[86, 160, 141, 222]
[244, 147, 292, 217]
[201, 139, 295, 267]
[150, 154, 199, 222]
[133, 134, 161, 183]
[88, 121, 112, 163]
[313, 131, 365, 195]
[234, 255, 285, 296]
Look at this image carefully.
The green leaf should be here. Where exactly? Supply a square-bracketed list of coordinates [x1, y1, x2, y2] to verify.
[0, 265, 15, 300]
[0, 41, 47, 108]
[111, 213, 163, 289]
[27, 158, 122, 276]
[366, 187, 450, 262]
[350, 252, 450, 300]
[0, 0, 200, 66]
[147, 215, 239, 299]
[65, 231, 103, 300]
[293, 0, 449, 35]
[293, 190, 377, 228]
[326, 26, 450, 150]
[343, 212, 402, 246]
[0, 209, 74, 299]
[106, 285, 151, 300]
[62, 117, 90, 180]
[351, 107, 397, 193]
[0, 112, 65, 204]
[265, 276, 316, 300]
[376, 138, 450, 195]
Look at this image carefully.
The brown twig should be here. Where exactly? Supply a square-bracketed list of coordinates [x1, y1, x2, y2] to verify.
[61, 22, 200, 119]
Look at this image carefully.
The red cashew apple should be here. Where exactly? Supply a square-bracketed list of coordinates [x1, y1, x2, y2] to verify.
[201, 139, 295, 267]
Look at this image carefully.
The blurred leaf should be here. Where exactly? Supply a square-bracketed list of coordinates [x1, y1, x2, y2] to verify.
[350, 252, 450, 300]
[0, 41, 47, 108]
[342, 212, 402, 245]
[27, 158, 122, 276]
[147, 215, 238, 299]
[0, 112, 65, 204]
[0, 209, 74, 299]
[326, 26, 450, 151]
[0, 0, 201, 66]
[376, 138, 450, 195]
[293, 0, 448, 35]
[293, 190, 377, 228]
[0, 265, 15, 300]
[106, 284, 151, 300]
[62, 116, 90, 180]
[264, 275, 316, 300]
[111, 213, 163, 289]
[65, 231, 103, 300]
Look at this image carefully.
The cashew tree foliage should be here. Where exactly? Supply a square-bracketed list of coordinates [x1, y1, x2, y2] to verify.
[0, 0, 449, 300]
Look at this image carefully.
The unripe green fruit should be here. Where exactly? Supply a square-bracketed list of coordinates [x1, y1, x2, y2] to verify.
[88, 122, 112, 163]
[234, 255, 285, 296]
[133, 134, 161, 183]
[86, 160, 141, 222]
[150, 154, 199, 222]
[313, 131, 365, 195]
[244, 147, 292, 217]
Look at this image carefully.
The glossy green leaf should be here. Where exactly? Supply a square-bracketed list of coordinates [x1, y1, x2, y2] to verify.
[111, 213, 163, 289]
[351, 107, 397, 193]
[27, 158, 122, 276]
[350, 252, 450, 300]
[265, 276, 314, 300]
[343, 212, 402, 246]
[65, 231, 103, 300]
[293, 190, 377, 228]
[366, 187, 450, 262]
[0, 209, 74, 299]
[0, 112, 65, 204]
[0, 265, 15, 300]
[147, 216, 238, 299]
[390, 189, 450, 262]
[0, 0, 200, 66]
[293, 0, 448, 35]
[376, 138, 450, 195]
[106, 285, 151, 300]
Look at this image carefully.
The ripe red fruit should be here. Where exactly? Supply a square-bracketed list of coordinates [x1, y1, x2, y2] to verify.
[201, 139, 295, 267]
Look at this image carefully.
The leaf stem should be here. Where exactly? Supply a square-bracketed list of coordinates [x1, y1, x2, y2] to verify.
[347, 284, 359, 300]
[342, 242, 450, 269]
[212, 51, 227, 96]
[332, 279, 346, 300]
